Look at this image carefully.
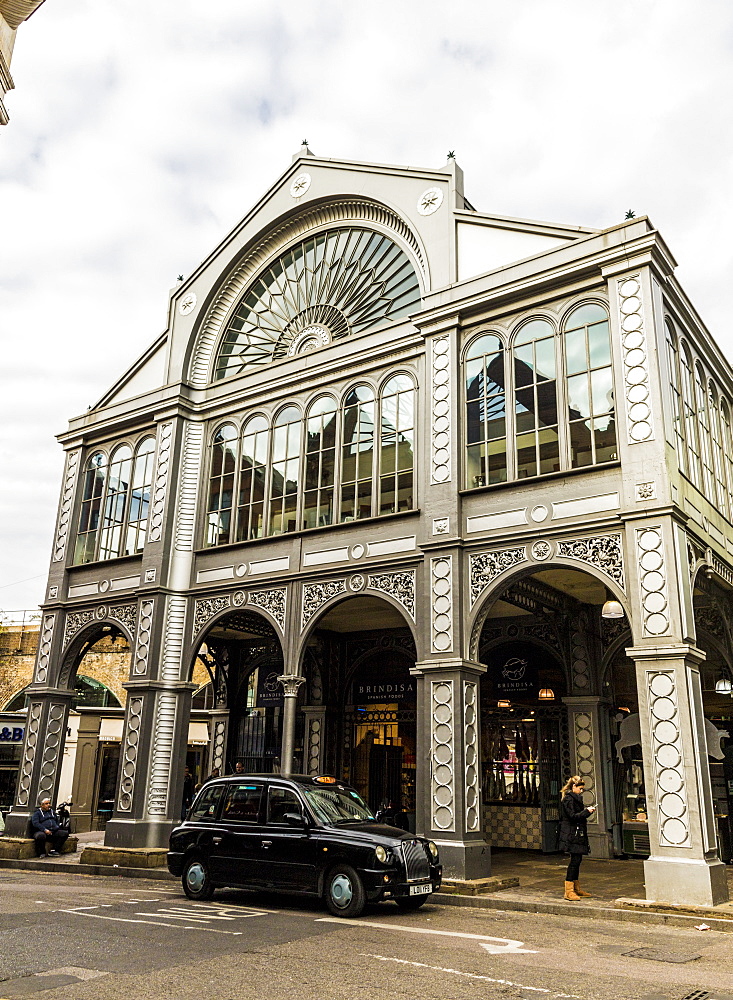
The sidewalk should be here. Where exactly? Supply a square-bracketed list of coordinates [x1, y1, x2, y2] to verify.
[4, 837, 733, 930]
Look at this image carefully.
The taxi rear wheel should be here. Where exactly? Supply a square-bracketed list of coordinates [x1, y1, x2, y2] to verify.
[182, 857, 215, 901]
[325, 864, 366, 918]
[395, 894, 429, 910]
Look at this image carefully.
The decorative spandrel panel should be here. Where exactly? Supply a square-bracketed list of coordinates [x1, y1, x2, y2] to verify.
[556, 534, 625, 590]
[469, 548, 526, 607]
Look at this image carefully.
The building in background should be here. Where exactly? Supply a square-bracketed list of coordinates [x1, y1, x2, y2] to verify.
[0, 1, 47, 125]
[4, 148, 733, 908]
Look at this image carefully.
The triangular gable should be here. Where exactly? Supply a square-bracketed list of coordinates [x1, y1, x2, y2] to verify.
[94, 333, 168, 410]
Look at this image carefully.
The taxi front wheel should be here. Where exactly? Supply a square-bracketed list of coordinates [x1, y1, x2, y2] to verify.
[182, 857, 215, 901]
[325, 864, 366, 918]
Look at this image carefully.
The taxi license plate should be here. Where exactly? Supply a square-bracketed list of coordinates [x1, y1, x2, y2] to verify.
[409, 883, 432, 896]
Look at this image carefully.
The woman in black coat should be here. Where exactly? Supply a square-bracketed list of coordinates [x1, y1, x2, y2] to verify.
[559, 775, 595, 899]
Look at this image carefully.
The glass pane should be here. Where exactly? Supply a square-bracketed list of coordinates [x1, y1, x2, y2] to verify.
[380, 476, 395, 514]
[564, 329, 586, 376]
[466, 444, 484, 488]
[383, 374, 413, 394]
[538, 429, 560, 475]
[466, 399, 483, 443]
[487, 439, 507, 484]
[321, 448, 335, 488]
[397, 430, 414, 471]
[594, 417, 618, 463]
[515, 389, 535, 431]
[340, 488, 355, 522]
[466, 358, 483, 398]
[588, 320, 611, 368]
[590, 367, 613, 415]
[566, 303, 607, 329]
[567, 373, 591, 420]
[305, 454, 320, 491]
[537, 381, 557, 427]
[272, 428, 288, 463]
[357, 478, 372, 518]
[271, 464, 285, 499]
[534, 337, 556, 380]
[397, 391, 413, 430]
[381, 440, 396, 475]
[569, 420, 593, 468]
[514, 345, 534, 386]
[466, 334, 501, 360]
[516, 434, 537, 478]
[275, 405, 301, 426]
[514, 319, 553, 345]
[397, 471, 413, 510]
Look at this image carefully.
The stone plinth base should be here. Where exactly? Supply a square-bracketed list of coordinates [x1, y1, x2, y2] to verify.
[643, 857, 729, 907]
[0, 836, 78, 860]
[440, 875, 518, 896]
[80, 846, 168, 869]
[438, 839, 490, 880]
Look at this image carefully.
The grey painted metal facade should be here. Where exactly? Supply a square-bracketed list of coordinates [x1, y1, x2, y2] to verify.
[5, 150, 733, 905]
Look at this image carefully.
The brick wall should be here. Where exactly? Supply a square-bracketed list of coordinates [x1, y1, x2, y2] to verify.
[0, 626, 210, 709]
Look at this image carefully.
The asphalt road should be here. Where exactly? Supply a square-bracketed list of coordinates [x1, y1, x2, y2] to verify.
[1, 870, 732, 999]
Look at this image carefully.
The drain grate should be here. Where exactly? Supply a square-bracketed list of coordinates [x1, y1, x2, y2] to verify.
[681, 993, 733, 1000]
[624, 947, 701, 964]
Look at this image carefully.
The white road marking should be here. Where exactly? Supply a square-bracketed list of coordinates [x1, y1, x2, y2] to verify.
[58, 909, 243, 935]
[361, 955, 583, 999]
[317, 917, 537, 953]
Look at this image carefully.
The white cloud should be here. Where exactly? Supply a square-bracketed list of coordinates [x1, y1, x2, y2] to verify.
[1, 0, 732, 609]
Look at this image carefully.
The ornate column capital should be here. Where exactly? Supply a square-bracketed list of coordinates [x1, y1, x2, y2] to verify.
[625, 643, 705, 666]
[412, 658, 486, 677]
[277, 674, 306, 698]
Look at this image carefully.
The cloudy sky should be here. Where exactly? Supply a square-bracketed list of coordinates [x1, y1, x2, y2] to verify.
[1, 0, 732, 613]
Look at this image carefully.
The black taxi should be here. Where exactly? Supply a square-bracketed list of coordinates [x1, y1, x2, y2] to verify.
[167, 774, 441, 917]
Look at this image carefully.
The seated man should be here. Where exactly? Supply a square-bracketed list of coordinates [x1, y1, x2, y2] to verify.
[31, 798, 69, 857]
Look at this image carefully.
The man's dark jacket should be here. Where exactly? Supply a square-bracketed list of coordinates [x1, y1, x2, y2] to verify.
[31, 807, 61, 834]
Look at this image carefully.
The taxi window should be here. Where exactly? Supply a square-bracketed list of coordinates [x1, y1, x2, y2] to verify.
[189, 783, 224, 822]
[222, 783, 263, 823]
[267, 786, 303, 825]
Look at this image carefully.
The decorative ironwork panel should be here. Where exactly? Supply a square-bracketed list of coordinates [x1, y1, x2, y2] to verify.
[38, 703, 67, 797]
[63, 609, 95, 648]
[193, 595, 231, 637]
[469, 547, 526, 607]
[431, 337, 451, 484]
[635, 526, 670, 637]
[247, 588, 286, 632]
[133, 600, 155, 675]
[109, 603, 137, 637]
[15, 702, 42, 806]
[464, 681, 480, 832]
[34, 614, 55, 684]
[301, 579, 347, 631]
[556, 534, 625, 590]
[647, 669, 691, 848]
[431, 556, 453, 653]
[367, 571, 416, 620]
[117, 696, 144, 812]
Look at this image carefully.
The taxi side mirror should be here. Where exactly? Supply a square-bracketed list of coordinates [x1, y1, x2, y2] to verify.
[283, 811, 305, 827]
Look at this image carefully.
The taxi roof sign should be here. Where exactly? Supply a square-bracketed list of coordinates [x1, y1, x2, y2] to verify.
[313, 775, 338, 784]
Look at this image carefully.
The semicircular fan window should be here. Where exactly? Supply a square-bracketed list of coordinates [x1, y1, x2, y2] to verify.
[213, 227, 421, 380]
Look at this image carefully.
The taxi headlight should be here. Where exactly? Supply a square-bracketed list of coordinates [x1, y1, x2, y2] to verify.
[375, 845, 388, 864]
[427, 841, 439, 860]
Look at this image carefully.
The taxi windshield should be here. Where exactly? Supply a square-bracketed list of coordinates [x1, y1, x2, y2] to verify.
[302, 786, 375, 825]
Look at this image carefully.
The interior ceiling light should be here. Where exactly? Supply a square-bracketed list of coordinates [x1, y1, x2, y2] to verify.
[497, 699, 511, 709]
[602, 600, 625, 619]
[538, 688, 555, 701]
[715, 677, 733, 695]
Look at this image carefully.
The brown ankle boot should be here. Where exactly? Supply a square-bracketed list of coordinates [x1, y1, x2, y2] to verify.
[564, 880, 581, 900]
[574, 881, 591, 897]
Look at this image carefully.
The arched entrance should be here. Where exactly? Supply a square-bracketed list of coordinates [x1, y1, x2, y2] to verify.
[298, 593, 417, 822]
[473, 562, 627, 858]
[192, 607, 286, 777]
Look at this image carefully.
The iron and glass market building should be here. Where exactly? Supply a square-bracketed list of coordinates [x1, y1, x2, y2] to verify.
[5, 149, 733, 906]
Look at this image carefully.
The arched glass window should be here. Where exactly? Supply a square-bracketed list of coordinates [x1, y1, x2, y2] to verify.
[665, 321, 686, 475]
[695, 363, 715, 498]
[213, 227, 421, 380]
[379, 375, 415, 514]
[708, 383, 729, 519]
[269, 406, 302, 535]
[679, 344, 701, 488]
[75, 452, 108, 564]
[237, 415, 269, 541]
[126, 437, 155, 554]
[340, 385, 375, 521]
[721, 400, 733, 519]
[465, 335, 506, 487]
[98, 445, 133, 560]
[513, 319, 559, 478]
[563, 303, 616, 468]
[303, 397, 338, 529]
[206, 424, 238, 546]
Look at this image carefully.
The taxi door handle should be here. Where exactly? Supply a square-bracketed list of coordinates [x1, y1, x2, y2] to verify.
[262, 840, 273, 848]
